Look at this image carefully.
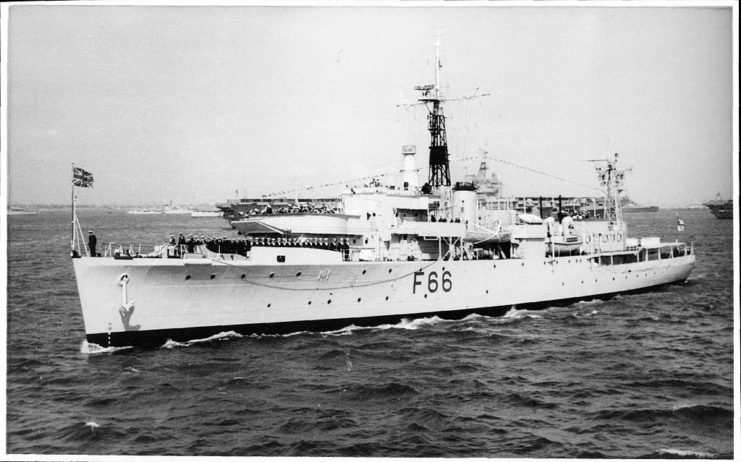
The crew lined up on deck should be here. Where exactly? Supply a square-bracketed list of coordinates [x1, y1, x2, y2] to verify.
[165, 234, 350, 255]
[251, 237, 350, 251]
[243, 203, 341, 216]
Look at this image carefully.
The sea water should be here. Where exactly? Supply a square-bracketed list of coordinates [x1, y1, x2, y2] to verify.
[5, 209, 734, 457]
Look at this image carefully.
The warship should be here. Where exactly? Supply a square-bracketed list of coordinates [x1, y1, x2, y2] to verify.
[70, 44, 695, 348]
[703, 195, 733, 219]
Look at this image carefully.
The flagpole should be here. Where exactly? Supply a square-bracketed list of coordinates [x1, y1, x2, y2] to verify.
[71, 164, 76, 256]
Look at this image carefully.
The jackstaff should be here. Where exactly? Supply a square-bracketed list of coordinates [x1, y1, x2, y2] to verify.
[71, 165, 94, 257]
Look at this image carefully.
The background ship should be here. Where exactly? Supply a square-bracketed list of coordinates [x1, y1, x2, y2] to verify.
[703, 196, 733, 219]
[128, 201, 193, 215]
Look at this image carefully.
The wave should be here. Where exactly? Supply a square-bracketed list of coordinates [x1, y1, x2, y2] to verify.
[321, 316, 447, 336]
[627, 378, 733, 396]
[187, 330, 243, 344]
[593, 404, 733, 425]
[338, 382, 419, 401]
[79, 340, 133, 355]
[161, 339, 189, 349]
[570, 309, 599, 318]
[505, 392, 558, 410]
[55, 420, 126, 444]
[502, 307, 542, 320]
[649, 448, 716, 458]
[160, 330, 243, 348]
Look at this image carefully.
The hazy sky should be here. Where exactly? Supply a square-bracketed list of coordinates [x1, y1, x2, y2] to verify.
[5, 4, 735, 207]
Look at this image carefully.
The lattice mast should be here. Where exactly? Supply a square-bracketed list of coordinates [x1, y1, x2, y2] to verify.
[415, 39, 450, 188]
[592, 153, 630, 225]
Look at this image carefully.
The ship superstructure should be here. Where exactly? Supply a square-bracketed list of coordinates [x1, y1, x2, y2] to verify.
[703, 194, 733, 219]
[70, 44, 695, 348]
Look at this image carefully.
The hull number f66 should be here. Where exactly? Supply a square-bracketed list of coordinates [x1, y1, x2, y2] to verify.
[413, 270, 452, 294]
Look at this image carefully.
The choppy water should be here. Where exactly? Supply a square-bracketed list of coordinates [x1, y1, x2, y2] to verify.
[6, 209, 734, 457]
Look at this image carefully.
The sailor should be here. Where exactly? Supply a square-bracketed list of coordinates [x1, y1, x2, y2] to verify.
[88, 230, 97, 257]
[169, 235, 176, 246]
[187, 234, 195, 253]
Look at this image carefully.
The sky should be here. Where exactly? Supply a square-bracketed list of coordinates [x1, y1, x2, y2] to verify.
[4, 3, 736, 207]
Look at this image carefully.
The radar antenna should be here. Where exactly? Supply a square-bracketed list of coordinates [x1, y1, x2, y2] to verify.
[412, 39, 489, 188]
[586, 153, 631, 225]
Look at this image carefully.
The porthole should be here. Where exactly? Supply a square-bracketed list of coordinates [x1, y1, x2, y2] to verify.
[185, 275, 191, 280]
[388, 268, 392, 273]
[385, 296, 389, 301]
[308, 301, 312, 305]
[486, 290, 489, 294]
[362, 269, 367, 275]
[267, 303, 271, 308]
[296, 271, 302, 277]
[327, 299, 332, 304]
[210, 274, 216, 280]
[268, 272, 275, 278]
[357, 298, 361, 303]
[522, 263, 525, 267]
[241, 274, 246, 279]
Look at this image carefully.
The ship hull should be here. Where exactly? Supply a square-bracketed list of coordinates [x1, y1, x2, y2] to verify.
[622, 206, 659, 213]
[73, 253, 695, 348]
[704, 203, 733, 219]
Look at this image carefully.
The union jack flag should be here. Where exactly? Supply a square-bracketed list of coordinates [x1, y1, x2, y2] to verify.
[72, 166, 94, 188]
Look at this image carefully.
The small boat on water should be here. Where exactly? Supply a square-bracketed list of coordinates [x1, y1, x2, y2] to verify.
[7, 207, 38, 216]
[69, 43, 695, 348]
[622, 204, 659, 213]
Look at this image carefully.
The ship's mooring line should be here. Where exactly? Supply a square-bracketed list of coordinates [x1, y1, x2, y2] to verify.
[204, 257, 440, 291]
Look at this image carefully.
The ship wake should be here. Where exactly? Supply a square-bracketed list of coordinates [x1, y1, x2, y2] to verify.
[80, 341, 133, 355]
[160, 331, 244, 349]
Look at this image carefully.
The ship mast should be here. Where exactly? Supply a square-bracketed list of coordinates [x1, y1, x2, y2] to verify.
[592, 153, 630, 226]
[415, 39, 451, 188]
